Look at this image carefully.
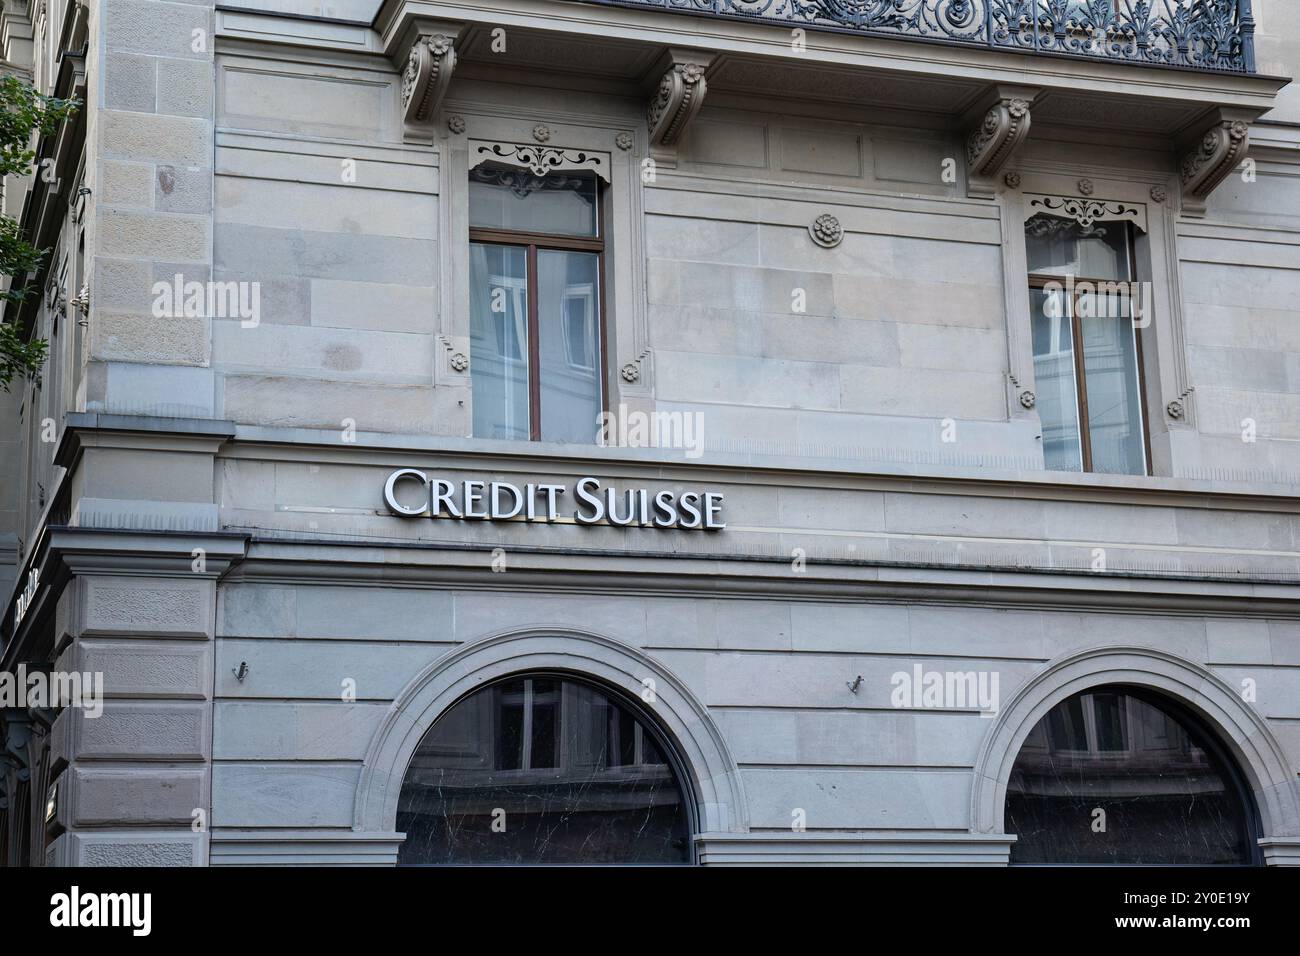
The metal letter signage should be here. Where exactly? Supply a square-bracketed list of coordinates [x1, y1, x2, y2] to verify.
[12, 566, 40, 632]
[383, 470, 725, 530]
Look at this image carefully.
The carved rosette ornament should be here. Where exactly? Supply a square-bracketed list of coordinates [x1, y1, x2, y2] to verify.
[1180, 118, 1250, 216]
[447, 114, 466, 135]
[402, 34, 456, 128]
[1165, 387, 1194, 421]
[620, 363, 640, 383]
[1150, 184, 1168, 204]
[967, 98, 1031, 183]
[648, 62, 708, 149]
[808, 213, 843, 249]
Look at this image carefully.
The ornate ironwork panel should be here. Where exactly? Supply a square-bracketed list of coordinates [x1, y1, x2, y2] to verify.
[567, 0, 1256, 73]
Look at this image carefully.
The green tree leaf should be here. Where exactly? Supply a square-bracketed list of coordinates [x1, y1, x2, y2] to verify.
[0, 74, 79, 392]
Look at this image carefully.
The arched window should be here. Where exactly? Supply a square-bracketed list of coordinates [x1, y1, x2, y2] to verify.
[396, 673, 693, 864]
[1006, 687, 1259, 864]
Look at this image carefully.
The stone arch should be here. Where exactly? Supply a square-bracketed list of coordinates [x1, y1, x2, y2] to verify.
[971, 645, 1300, 845]
[355, 627, 748, 840]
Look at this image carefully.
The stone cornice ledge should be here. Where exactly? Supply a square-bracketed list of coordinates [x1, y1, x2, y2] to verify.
[1, 527, 250, 668]
[228, 541, 1300, 616]
[210, 830, 405, 866]
[367, 0, 1288, 110]
[221, 422, 1300, 512]
[55, 412, 236, 471]
[1258, 839, 1300, 867]
[43, 413, 1300, 510]
[695, 831, 1014, 866]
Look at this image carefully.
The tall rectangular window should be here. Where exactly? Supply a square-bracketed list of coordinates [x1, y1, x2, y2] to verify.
[468, 164, 604, 443]
[1026, 214, 1149, 475]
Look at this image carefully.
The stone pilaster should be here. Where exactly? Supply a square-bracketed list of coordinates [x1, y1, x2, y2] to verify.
[42, 528, 245, 866]
[83, 0, 217, 418]
[29, 415, 246, 866]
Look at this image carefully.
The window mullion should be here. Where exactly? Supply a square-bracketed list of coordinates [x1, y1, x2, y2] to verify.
[526, 243, 541, 442]
[522, 679, 534, 771]
[1071, 292, 1093, 473]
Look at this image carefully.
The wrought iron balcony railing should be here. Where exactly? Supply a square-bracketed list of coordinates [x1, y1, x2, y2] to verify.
[573, 0, 1257, 74]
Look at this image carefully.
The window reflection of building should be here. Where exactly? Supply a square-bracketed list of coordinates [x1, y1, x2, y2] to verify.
[561, 284, 596, 371]
[397, 675, 691, 865]
[468, 162, 605, 445]
[1025, 214, 1148, 476]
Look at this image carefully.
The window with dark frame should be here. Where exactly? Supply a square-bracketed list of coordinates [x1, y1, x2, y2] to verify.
[1025, 213, 1151, 476]
[1006, 688, 1260, 865]
[468, 162, 606, 444]
[394, 674, 693, 865]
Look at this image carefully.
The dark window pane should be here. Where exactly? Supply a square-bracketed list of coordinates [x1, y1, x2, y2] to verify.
[495, 679, 526, 771]
[1091, 692, 1127, 751]
[614, 709, 636, 767]
[469, 164, 597, 237]
[469, 243, 529, 440]
[642, 732, 663, 766]
[1047, 695, 1088, 751]
[397, 675, 691, 865]
[1007, 689, 1255, 864]
[530, 679, 558, 770]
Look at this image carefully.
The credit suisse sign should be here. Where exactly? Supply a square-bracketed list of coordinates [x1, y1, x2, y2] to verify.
[384, 469, 724, 530]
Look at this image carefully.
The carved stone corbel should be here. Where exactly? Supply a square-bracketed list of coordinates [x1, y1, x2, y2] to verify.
[374, 6, 466, 142]
[402, 33, 457, 130]
[645, 50, 715, 166]
[963, 87, 1039, 199]
[1179, 111, 1252, 218]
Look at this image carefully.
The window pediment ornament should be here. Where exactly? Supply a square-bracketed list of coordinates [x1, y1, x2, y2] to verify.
[469, 140, 611, 184]
[1025, 194, 1148, 234]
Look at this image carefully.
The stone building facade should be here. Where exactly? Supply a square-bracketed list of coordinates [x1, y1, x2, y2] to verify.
[1, 0, 1299, 866]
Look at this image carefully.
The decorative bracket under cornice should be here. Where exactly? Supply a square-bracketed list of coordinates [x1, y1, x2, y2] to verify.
[374, 5, 467, 142]
[1178, 109, 1253, 218]
[402, 32, 457, 131]
[963, 86, 1039, 199]
[646, 49, 715, 167]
